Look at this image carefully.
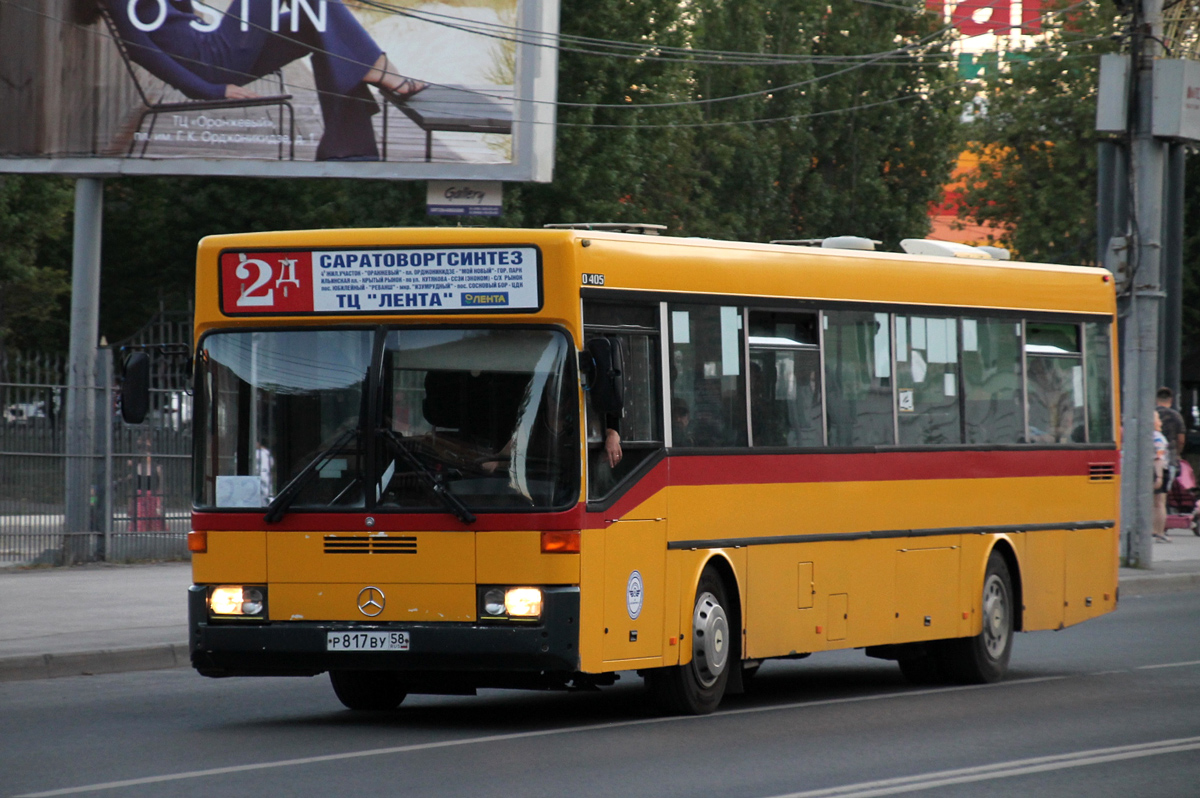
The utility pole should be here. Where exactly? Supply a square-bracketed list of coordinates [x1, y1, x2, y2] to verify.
[1118, 0, 1166, 569]
[64, 178, 104, 563]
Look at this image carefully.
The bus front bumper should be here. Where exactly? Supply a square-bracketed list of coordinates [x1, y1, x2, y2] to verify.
[188, 585, 580, 678]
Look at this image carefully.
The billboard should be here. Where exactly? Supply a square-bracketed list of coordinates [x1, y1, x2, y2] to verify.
[0, 0, 559, 181]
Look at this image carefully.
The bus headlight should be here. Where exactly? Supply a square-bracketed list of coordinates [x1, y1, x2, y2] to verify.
[478, 586, 543, 620]
[504, 588, 542, 618]
[483, 588, 507, 617]
[210, 586, 266, 617]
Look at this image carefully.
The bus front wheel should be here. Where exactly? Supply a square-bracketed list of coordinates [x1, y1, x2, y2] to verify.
[329, 670, 408, 711]
[646, 567, 732, 715]
[938, 551, 1014, 684]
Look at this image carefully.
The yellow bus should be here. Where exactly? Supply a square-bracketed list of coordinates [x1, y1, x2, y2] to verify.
[167, 226, 1119, 715]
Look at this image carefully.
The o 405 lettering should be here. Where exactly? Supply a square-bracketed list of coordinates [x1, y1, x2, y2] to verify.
[582, 273, 606, 286]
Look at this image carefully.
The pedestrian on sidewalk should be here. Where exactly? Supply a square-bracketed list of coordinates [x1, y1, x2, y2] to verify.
[1157, 387, 1186, 493]
[1154, 412, 1171, 543]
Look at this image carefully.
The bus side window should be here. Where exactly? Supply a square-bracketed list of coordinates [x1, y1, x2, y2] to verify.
[583, 301, 662, 502]
[748, 310, 823, 447]
[1084, 322, 1114, 443]
[669, 304, 747, 448]
[823, 310, 893, 446]
[962, 317, 1024, 444]
[1025, 322, 1084, 444]
[895, 315, 963, 445]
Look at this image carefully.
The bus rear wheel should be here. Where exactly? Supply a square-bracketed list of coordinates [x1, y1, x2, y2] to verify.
[937, 551, 1014, 684]
[646, 566, 732, 715]
[329, 670, 408, 711]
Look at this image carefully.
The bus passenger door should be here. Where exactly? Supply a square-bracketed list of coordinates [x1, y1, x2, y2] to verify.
[583, 300, 667, 664]
[601, 494, 667, 662]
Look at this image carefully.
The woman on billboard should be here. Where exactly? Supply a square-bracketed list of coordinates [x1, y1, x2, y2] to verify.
[106, 0, 426, 161]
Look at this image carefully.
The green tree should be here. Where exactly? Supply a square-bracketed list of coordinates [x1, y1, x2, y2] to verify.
[958, 0, 1122, 264]
[508, 0, 703, 231]
[684, 0, 817, 241]
[798, 0, 963, 247]
[0, 175, 74, 354]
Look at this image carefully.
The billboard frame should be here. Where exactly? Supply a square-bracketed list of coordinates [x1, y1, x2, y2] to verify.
[0, 0, 560, 183]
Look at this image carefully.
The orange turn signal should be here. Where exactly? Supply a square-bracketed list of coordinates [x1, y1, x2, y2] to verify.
[541, 530, 580, 553]
[187, 529, 208, 553]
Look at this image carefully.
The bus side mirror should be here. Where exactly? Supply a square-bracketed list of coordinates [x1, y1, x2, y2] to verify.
[584, 338, 624, 415]
[121, 352, 151, 424]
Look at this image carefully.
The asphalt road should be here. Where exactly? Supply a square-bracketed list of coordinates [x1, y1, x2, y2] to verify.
[3, 590, 1199, 798]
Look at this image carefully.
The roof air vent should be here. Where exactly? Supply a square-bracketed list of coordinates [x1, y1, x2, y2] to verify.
[976, 245, 1011, 260]
[544, 223, 666, 235]
[771, 236, 879, 251]
[900, 239, 993, 259]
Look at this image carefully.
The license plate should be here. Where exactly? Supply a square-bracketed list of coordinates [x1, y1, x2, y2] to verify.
[326, 631, 410, 651]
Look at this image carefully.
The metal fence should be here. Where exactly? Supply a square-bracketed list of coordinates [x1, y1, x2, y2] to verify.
[0, 311, 193, 565]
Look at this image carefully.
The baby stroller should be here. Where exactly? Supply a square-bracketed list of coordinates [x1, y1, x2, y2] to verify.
[1165, 459, 1200, 535]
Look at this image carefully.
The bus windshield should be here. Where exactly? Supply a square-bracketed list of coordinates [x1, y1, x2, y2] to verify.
[195, 327, 578, 514]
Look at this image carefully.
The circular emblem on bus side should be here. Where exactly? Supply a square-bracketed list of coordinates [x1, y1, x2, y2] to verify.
[626, 570, 643, 620]
[357, 586, 385, 617]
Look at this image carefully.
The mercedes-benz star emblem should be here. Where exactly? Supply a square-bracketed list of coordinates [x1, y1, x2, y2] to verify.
[357, 586, 385, 617]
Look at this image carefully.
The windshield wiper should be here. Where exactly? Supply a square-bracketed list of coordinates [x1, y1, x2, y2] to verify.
[264, 429, 358, 524]
[377, 428, 476, 524]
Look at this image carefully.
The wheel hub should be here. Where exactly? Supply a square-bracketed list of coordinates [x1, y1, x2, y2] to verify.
[981, 573, 1009, 659]
[692, 591, 729, 687]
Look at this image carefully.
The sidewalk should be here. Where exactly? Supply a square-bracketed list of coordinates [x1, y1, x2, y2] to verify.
[0, 561, 191, 682]
[1, 533, 1198, 683]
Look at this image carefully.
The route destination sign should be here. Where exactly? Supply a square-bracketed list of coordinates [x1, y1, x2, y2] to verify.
[219, 246, 541, 315]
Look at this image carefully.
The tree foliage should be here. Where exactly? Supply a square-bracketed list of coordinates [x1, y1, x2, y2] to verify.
[796, 0, 962, 248]
[0, 176, 74, 352]
[958, 0, 1122, 265]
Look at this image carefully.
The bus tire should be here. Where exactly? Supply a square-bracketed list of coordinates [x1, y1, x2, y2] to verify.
[938, 550, 1014, 684]
[646, 566, 733, 715]
[329, 670, 408, 711]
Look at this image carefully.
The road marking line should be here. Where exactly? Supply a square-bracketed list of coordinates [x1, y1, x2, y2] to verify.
[10, 676, 1066, 797]
[762, 736, 1200, 798]
[1136, 659, 1200, 670]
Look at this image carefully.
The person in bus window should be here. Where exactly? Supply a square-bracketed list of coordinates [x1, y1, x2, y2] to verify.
[672, 399, 693, 447]
[256, 439, 274, 504]
[602, 415, 622, 467]
[106, 0, 427, 160]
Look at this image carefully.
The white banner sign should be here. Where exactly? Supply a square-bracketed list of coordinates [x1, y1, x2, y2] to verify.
[220, 246, 541, 314]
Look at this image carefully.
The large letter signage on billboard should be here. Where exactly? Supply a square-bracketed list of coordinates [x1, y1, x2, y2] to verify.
[0, 0, 559, 182]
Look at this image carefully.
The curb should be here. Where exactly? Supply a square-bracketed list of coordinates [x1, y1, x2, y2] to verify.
[1119, 572, 1200, 596]
[0, 643, 189, 683]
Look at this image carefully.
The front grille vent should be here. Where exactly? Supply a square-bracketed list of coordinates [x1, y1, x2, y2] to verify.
[1088, 463, 1116, 481]
[324, 534, 417, 555]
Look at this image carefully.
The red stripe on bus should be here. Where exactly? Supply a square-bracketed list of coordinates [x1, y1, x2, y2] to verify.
[192, 505, 586, 533]
[668, 449, 1118, 486]
[193, 449, 1117, 532]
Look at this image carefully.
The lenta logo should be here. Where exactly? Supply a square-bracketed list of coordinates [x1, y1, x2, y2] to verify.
[462, 292, 510, 306]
